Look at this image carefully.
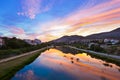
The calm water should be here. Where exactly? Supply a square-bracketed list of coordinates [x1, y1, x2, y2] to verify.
[11, 47, 120, 80]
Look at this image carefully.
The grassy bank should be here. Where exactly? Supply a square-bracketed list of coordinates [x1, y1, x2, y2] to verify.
[86, 52, 120, 66]
[0, 49, 46, 80]
[0, 43, 49, 60]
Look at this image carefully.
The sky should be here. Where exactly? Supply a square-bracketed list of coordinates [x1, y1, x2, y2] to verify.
[0, 0, 120, 42]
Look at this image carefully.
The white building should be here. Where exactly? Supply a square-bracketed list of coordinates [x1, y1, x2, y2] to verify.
[104, 39, 119, 45]
[24, 39, 33, 45]
[24, 39, 41, 45]
[34, 39, 41, 44]
[111, 39, 119, 44]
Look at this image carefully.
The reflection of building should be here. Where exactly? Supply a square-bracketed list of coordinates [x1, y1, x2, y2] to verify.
[0, 38, 4, 47]
[104, 39, 119, 45]
[24, 39, 41, 45]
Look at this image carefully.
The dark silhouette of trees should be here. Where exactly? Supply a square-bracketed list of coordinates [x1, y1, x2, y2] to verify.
[2, 37, 31, 49]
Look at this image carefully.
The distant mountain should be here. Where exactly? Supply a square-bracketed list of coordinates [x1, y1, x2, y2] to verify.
[52, 35, 85, 43]
[52, 28, 120, 43]
[86, 28, 120, 39]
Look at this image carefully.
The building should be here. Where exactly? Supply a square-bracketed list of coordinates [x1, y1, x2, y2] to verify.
[111, 39, 119, 44]
[104, 39, 119, 45]
[0, 38, 4, 47]
[80, 39, 103, 43]
[24, 39, 33, 45]
[24, 39, 41, 45]
[34, 39, 41, 44]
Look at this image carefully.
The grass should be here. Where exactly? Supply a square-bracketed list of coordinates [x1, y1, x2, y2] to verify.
[0, 46, 40, 59]
[0, 49, 46, 80]
[0, 43, 49, 60]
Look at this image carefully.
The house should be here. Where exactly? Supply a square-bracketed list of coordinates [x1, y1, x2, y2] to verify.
[80, 39, 103, 43]
[104, 39, 119, 45]
[0, 38, 4, 47]
[24, 39, 33, 45]
[111, 39, 119, 44]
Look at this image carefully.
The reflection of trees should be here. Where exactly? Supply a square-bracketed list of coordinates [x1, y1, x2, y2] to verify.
[55, 46, 80, 54]
[118, 68, 120, 72]
[100, 76, 108, 80]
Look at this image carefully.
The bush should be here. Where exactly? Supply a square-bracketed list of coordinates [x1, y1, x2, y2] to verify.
[89, 45, 106, 52]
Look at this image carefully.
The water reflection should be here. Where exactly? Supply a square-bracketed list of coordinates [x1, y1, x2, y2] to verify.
[11, 47, 120, 80]
[55, 46, 80, 54]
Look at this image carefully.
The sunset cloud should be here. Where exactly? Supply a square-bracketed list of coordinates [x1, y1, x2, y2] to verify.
[0, 0, 120, 42]
[18, 0, 54, 19]
[18, 0, 40, 19]
[8, 26, 25, 35]
[35, 0, 120, 41]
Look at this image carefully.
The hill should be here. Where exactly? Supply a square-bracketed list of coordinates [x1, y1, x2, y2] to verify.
[51, 28, 120, 43]
[52, 35, 85, 43]
[86, 28, 120, 39]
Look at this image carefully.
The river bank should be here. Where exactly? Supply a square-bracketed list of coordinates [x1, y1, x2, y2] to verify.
[11, 47, 120, 80]
[0, 45, 120, 80]
[66, 46, 120, 66]
[0, 47, 48, 63]
[0, 47, 48, 80]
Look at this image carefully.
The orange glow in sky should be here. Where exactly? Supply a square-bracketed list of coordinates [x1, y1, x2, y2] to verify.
[0, 0, 120, 42]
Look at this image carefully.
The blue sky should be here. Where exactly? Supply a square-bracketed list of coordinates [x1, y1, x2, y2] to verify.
[0, 0, 120, 41]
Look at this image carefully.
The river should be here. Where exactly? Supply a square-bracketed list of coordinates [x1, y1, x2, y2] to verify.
[11, 46, 120, 80]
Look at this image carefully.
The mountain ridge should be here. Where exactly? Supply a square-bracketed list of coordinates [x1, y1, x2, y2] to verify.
[51, 28, 120, 43]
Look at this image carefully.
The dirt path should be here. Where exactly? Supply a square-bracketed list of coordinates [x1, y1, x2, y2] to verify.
[0, 47, 48, 63]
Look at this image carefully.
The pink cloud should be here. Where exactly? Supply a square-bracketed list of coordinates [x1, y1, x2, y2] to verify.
[18, 0, 41, 19]
[15, 0, 120, 42]
[36, 0, 120, 42]
[8, 26, 25, 35]
[18, 0, 54, 19]
[64, 0, 120, 23]
[25, 33, 40, 40]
